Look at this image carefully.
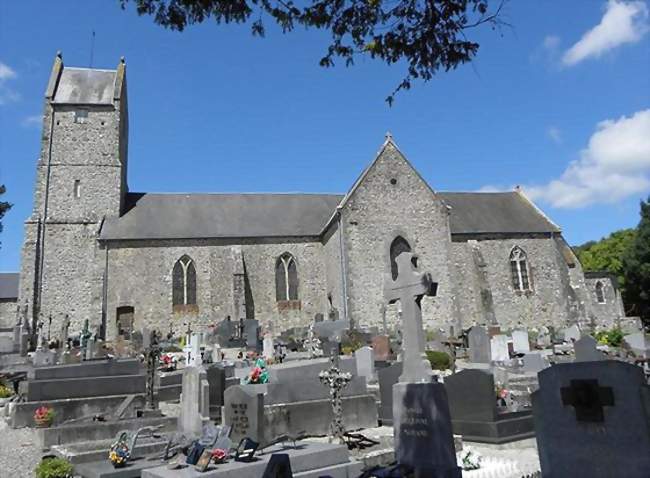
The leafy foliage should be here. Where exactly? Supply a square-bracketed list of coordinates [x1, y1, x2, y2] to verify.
[35, 457, 73, 478]
[0, 384, 14, 398]
[594, 327, 624, 347]
[120, 0, 506, 104]
[425, 350, 451, 370]
[574, 228, 636, 293]
[622, 197, 650, 323]
[0, 184, 12, 249]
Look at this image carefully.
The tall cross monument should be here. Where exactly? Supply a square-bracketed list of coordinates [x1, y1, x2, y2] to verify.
[384, 251, 437, 383]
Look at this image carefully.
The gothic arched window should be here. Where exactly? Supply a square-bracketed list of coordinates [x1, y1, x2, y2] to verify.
[276, 253, 298, 301]
[172, 255, 197, 306]
[510, 246, 531, 292]
[389, 236, 412, 280]
[595, 281, 606, 304]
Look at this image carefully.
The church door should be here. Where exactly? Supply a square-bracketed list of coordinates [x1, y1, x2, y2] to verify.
[116, 306, 134, 339]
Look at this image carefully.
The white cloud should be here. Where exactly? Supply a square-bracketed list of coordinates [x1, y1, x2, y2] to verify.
[0, 61, 19, 105]
[525, 109, 650, 208]
[21, 115, 42, 128]
[547, 126, 562, 144]
[543, 35, 561, 51]
[562, 0, 649, 66]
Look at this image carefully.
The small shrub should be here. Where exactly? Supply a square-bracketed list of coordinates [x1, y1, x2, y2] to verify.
[35, 457, 73, 478]
[425, 350, 451, 370]
[0, 384, 14, 398]
[595, 327, 624, 347]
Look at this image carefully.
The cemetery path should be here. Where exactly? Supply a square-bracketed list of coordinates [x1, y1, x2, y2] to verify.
[0, 418, 41, 478]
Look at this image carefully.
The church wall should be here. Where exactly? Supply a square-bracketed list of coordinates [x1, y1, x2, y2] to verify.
[467, 236, 572, 330]
[104, 238, 328, 338]
[322, 221, 344, 320]
[39, 224, 104, 335]
[0, 300, 17, 328]
[584, 277, 621, 328]
[341, 144, 457, 331]
[449, 242, 489, 328]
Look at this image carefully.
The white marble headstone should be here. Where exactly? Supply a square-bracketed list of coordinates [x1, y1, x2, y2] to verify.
[490, 335, 509, 362]
[512, 329, 531, 354]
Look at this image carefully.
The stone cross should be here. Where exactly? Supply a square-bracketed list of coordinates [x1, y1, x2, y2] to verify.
[560, 379, 614, 422]
[384, 251, 437, 383]
[143, 329, 160, 410]
[319, 355, 352, 443]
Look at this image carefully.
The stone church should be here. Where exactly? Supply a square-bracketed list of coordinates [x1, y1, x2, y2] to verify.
[9, 55, 625, 339]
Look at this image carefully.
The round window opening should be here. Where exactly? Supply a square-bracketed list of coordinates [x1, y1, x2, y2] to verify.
[390, 178, 397, 185]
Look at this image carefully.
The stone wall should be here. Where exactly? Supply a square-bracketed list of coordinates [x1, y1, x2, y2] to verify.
[585, 276, 623, 328]
[340, 142, 457, 331]
[450, 235, 574, 331]
[0, 299, 17, 328]
[322, 221, 344, 320]
[104, 238, 328, 339]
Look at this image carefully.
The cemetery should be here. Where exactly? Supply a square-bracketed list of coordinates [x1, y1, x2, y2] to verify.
[0, 242, 648, 478]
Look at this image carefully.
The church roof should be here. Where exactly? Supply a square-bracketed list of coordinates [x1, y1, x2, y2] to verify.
[438, 192, 561, 235]
[100, 193, 345, 241]
[0, 273, 19, 300]
[100, 190, 559, 241]
[52, 67, 117, 105]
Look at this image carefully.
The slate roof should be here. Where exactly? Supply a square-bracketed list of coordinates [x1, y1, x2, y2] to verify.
[438, 192, 560, 234]
[0, 273, 19, 300]
[100, 190, 559, 241]
[52, 68, 117, 105]
[100, 193, 345, 240]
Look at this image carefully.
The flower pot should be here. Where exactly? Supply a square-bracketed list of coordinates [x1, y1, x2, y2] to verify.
[35, 418, 52, 428]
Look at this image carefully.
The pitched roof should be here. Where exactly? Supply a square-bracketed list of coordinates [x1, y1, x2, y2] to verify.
[52, 68, 117, 105]
[100, 193, 345, 241]
[438, 192, 560, 234]
[0, 273, 19, 300]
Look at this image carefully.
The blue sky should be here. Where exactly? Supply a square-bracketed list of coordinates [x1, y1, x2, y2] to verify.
[1, 0, 649, 271]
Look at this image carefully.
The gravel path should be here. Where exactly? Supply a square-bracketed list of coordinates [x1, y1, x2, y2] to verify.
[0, 417, 42, 478]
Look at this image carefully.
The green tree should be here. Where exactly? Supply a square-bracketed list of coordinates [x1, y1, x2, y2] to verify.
[622, 197, 650, 323]
[120, 0, 506, 104]
[0, 184, 12, 249]
[575, 228, 636, 293]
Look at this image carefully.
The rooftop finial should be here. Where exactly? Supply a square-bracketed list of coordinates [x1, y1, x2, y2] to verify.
[385, 131, 393, 142]
[56, 50, 62, 60]
[120, 56, 125, 64]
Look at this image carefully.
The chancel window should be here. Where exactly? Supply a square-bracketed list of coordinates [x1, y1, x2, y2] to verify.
[276, 253, 298, 301]
[172, 255, 197, 306]
[389, 236, 412, 280]
[73, 180, 81, 199]
[510, 246, 531, 292]
[595, 281, 606, 304]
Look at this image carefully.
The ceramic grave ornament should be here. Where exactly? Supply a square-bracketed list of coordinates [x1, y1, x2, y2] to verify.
[384, 251, 437, 383]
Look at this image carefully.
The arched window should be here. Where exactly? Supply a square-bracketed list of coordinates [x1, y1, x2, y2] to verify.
[172, 255, 197, 306]
[595, 281, 606, 304]
[276, 253, 298, 301]
[389, 236, 412, 280]
[510, 246, 531, 292]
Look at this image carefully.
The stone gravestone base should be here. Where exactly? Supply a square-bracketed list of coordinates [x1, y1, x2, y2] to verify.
[393, 382, 461, 478]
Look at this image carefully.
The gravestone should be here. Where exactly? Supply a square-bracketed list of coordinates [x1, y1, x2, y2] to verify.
[573, 335, 605, 362]
[32, 348, 57, 367]
[512, 329, 530, 354]
[178, 366, 210, 437]
[385, 251, 460, 477]
[623, 332, 648, 356]
[378, 361, 402, 426]
[468, 326, 490, 363]
[490, 335, 509, 362]
[371, 335, 392, 362]
[537, 326, 551, 348]
[522, 353, 547, 373]
[245, 319, 260, 351]
[263, 334, 274, 360]
[532, 361, 650, 477]
[563, 324, 581, 342]
[355, 346, 374, 383]
[224, 385, 265, 445]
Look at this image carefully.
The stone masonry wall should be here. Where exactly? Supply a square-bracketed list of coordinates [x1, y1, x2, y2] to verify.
[585, 277, 622, 328]
[322, 221, 344, 320]
[104, 238, 328, 339]
[0, 300, 17, 328]
[341, 142, 457, 331]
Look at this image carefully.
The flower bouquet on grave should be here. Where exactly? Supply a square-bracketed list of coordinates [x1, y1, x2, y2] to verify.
[108, 434, 131, 468]
[33, 406, 55, 427]
[495, 384, 510, 409]
[460, 448, 482, 470]
[245, 366, 269, 384]
[210, 448, 229, 464]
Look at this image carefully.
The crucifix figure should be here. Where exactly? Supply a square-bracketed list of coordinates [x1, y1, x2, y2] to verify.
[384, 251, 437, 383]
[319, 354, 352, 443]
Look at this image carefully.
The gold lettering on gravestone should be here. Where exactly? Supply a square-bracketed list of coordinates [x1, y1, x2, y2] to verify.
[401, 406, 430, 437]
